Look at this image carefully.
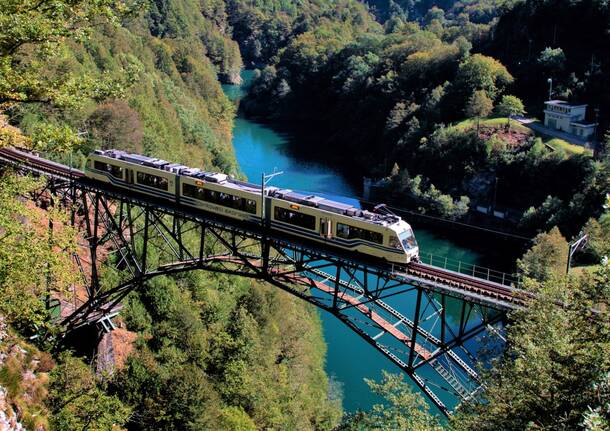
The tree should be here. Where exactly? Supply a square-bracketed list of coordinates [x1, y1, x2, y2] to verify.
[517, 227, 568, 282]
[538, 47, 566, 74]
[465, 90, 494, 134]
[338, 371, 443, 431]
[452, 264, 610, 431]
[0, 0, 140, 107]
[455, 54, 514, 101]
[48, 352, 131, 431]
[0, 172, 78, 329]
[88, 101, 144, 153]
[584, 214, 610, 261]
[496, 95, 525, 131]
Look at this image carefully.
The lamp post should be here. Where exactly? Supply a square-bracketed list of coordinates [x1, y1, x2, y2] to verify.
[547, 78, 553, 100]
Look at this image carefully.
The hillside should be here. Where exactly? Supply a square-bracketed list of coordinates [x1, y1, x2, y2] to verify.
[0, 1, 343, 429]
[241, 0, 609, 235]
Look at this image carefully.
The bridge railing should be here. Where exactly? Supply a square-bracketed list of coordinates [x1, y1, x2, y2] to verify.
[419, 252, 520, 287]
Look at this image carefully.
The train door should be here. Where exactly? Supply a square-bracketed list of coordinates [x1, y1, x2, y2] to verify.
[319, 218, 332, 238]
[127, 169, 134, 185]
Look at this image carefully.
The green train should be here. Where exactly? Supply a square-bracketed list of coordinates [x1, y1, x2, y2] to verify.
[85, 149, 419, 265]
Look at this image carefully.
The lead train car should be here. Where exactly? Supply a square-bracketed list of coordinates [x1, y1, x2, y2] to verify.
[85, 149, 419, 265]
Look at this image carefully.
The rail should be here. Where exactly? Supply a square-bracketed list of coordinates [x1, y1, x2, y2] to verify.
[418, 252, 519, 287]
[0, 146, 528, 308]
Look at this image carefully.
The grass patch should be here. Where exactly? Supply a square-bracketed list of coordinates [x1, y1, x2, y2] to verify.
[453, 117, 532, 134]
[0, 358, 23, 399]
[544, 138, 591, 156]
[570, 264, 601, 276]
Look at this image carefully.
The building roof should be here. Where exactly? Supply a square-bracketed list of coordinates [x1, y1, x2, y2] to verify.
[570, 121, 597, 128]
[545, 100, 587, 108]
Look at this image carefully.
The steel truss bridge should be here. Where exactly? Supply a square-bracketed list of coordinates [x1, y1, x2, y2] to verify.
[0, 147, 532, 415]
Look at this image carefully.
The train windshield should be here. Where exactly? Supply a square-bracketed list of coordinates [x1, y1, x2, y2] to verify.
[399, 228, 417, 250]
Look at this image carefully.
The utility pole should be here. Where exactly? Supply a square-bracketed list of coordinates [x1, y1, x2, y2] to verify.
[261, 169, 283, 226]
[566, 232, 588, 274]
[547, 78, 553, 100]
[492, 176, 499, 213]
[593, 107, 600, 159]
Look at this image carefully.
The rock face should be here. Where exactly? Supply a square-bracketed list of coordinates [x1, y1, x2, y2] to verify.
[0, 387, 26, 431]
[220, 69, 243, 85]
[0, 317, 27, 431]
[96, 327, 137, 376]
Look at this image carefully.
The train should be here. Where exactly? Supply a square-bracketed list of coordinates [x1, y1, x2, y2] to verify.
[84, 149, 420, 265]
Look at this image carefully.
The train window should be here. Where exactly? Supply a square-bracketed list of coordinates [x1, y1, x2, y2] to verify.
[137, 172, 168, 191]
[274, 207, 316, 230]
[186, 186, 257, 214]
[336, 223, 383, 244]
[399, 229, 417, 250]
[183, 183, 206, 200]
[94, 161, 123, 178]
[389, 235, 402, 249]
[244, 199, 257, 214]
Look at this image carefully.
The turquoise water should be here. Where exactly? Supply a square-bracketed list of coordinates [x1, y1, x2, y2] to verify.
[223, 71, 484, 413]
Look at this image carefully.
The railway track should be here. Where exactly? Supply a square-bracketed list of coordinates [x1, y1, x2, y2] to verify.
[0, 146, 531, 308]
[406, 262, 532, 307]
[0, 147, 83, 179]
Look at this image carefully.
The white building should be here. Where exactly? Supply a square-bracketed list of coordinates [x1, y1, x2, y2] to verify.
[544, 100, 597, 140]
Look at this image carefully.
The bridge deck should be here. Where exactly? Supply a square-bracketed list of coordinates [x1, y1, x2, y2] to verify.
[0, 146, 528, 310]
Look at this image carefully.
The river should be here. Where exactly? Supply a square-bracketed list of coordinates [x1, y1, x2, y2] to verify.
[223, 71, 486, 413]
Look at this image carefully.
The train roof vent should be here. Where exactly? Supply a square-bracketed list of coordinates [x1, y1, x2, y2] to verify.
[317, 199, 357, 215]
[183, 168, 202, 176]
[146, 159, 169, 168]
[165, 163, 189, 173]
[204, 173, 228, 183]
[123, 154, 155, 164]
[304, 196, 325, 206]
[265, 186, 279, 196]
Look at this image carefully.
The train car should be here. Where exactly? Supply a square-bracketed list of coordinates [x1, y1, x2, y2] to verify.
[84, 149, 419, 265]
[179, 173, 261, 223]
[85, 150, 179, 201]
[268, 189, 419, 264]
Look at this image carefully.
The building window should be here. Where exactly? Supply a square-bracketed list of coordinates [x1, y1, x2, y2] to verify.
[274, 207, 316, 230]
[336, 222, 383, 244]
[94, 160, 123, 179]
[137, 171, 168, 190]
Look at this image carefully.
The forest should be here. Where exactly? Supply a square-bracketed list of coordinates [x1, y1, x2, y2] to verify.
[243, 0, 610, 238]
[0, 0, 609, 430]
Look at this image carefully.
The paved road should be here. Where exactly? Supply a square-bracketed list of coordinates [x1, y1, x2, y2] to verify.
[515, 117, 593, 147]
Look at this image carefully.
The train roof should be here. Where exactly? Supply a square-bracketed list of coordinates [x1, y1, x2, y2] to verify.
[92, 149, 403, 227]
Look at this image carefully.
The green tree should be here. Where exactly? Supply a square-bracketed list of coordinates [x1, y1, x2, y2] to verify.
[455, 54, 514, 101]
[538, 47, 566, 73]
[518, 227, 569, 282]
[584, 214, 610, 261]
[0, 0, 140, 107]
[48, 352, 131, 431]
[0, 173, 78, 328]
[465, 90, 494, 134]
[453, 264, 610, 431]
[338, 371, 443, 431]
[496, 95, 525, 130]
